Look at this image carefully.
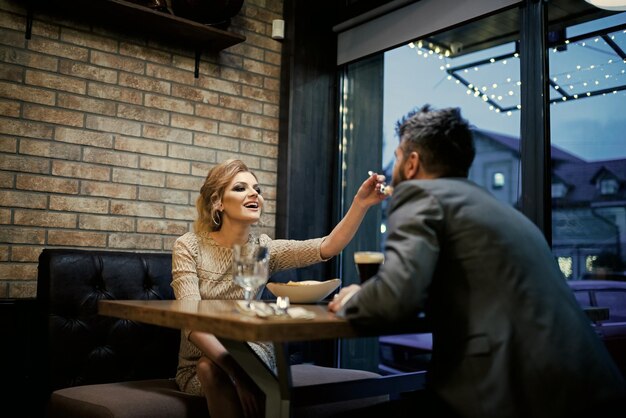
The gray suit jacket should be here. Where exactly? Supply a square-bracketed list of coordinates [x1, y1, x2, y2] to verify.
[341, 178, 625, 418]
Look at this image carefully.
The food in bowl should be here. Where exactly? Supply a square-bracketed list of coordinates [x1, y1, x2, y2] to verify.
[379, 184, 394, 196]
[285, 280, 324, 286]
[367, 170, 394, 196]
[266, 279, 340, 303]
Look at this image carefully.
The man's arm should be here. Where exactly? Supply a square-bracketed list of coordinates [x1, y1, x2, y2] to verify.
[332, 182, 442, 323]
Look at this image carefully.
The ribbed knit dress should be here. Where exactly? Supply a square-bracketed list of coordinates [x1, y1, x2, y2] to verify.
[171, 231, 327, 395]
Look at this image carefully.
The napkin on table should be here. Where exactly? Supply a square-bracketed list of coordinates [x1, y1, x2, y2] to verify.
[236, 301, 315, 319]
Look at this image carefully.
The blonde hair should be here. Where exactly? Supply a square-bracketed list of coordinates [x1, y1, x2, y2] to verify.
[194, 159, 257, 233]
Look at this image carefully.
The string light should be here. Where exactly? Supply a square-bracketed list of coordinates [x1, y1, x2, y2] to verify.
[412, 22, 626, 114]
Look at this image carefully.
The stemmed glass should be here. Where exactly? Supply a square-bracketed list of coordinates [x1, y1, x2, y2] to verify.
[232, 244, 269, 308]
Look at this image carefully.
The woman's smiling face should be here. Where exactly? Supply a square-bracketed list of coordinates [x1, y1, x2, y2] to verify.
[220, 171, 263, 226]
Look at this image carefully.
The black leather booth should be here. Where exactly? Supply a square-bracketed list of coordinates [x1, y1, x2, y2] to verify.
[38, 248, 179, 390]
[37, 248, 207, 417]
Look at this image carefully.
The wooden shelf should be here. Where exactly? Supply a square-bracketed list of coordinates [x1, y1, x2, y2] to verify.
[27, 0, 246, 77]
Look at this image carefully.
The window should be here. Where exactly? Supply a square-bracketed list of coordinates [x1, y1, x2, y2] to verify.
[338, 5, 522, 374]
[383, 36, 521, 203]
[492, 172, 505, 189]
[599, 178, 619, 195]
[550, 12, 626, 280]
[335, 0, 625, 374]
[552, 182, 568, 198]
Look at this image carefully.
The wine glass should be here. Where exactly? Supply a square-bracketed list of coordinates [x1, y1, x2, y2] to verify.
[232, 244, 269, 308]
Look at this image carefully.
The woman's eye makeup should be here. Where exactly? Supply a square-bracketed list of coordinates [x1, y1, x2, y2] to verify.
[231, 183, 261, 194]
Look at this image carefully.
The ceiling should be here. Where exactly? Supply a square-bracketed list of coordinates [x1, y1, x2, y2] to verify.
[425, 0, 617, 58]
[336, 0, 618, 57]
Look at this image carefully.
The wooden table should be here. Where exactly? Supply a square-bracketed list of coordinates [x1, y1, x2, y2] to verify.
[99, 299, 429, 418]
[99, 299, 364, 341]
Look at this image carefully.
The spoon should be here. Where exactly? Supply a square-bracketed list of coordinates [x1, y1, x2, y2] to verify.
[368, 171, 394, 196]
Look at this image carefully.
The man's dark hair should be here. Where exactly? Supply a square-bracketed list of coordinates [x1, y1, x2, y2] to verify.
[395, 104, 475, 177]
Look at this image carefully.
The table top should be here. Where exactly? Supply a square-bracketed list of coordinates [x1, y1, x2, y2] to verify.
[99, 299, 431, 342]
[99, 299, 359, 342]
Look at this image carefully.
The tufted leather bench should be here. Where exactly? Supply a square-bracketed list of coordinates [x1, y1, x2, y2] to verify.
[37, 248, 400, 418]
[37, 248, 208, 417]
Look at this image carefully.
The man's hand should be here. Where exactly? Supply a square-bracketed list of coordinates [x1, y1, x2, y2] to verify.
[328, 284, 361, 313]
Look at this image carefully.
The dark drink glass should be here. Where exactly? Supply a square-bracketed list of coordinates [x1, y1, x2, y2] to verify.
[354, 251, 384, 283]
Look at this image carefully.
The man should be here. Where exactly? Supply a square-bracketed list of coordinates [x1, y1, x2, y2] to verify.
[329, 105, 625, 418]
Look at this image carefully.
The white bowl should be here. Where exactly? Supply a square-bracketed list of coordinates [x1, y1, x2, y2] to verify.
[266, 279, 341, 304]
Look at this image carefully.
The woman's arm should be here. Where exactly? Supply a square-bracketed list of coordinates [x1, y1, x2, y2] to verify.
[171, 234, 202, 302]
[320, 173, 387, 259]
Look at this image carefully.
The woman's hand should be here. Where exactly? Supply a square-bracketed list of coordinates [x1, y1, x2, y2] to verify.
[319, 172, 389, 259]
[354, 172, 389, 209]
[328, 284, 361, 313]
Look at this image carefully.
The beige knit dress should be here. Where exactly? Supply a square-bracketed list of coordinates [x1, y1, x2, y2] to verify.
[171, 231, 327, 395]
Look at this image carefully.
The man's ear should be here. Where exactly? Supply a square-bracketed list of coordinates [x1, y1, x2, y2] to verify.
[403, 151, 420, 179]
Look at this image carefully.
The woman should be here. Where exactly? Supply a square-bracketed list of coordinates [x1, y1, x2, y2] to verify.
[171, 159, 387, 418]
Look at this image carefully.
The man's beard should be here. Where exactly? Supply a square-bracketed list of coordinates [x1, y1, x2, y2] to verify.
[392, 161, 407, 187]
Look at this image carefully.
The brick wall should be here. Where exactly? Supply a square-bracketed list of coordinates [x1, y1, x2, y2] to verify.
[0, 0, 284, 298]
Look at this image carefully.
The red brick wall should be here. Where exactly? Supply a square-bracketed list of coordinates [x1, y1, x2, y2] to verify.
[0, 0, 284, 298]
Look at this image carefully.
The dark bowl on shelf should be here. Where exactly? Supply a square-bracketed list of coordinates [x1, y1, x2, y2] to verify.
[171, 0, 244, 29]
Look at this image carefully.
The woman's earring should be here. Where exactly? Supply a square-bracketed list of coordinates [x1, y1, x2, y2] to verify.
[212, 211, 221, 226]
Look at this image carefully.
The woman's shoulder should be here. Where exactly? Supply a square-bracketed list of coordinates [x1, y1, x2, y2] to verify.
[176, 231, 220, 251]
[176, 231, 199, 244]
[173, 231, 198, 252]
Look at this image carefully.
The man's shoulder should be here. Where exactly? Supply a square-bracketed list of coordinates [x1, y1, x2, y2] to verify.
[398, 178, 478, 194]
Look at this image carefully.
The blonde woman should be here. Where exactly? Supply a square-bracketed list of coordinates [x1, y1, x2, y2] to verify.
[171, 159, 386, 418]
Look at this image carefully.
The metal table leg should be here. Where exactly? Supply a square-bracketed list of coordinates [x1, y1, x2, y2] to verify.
[220, 339, 293, 418]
